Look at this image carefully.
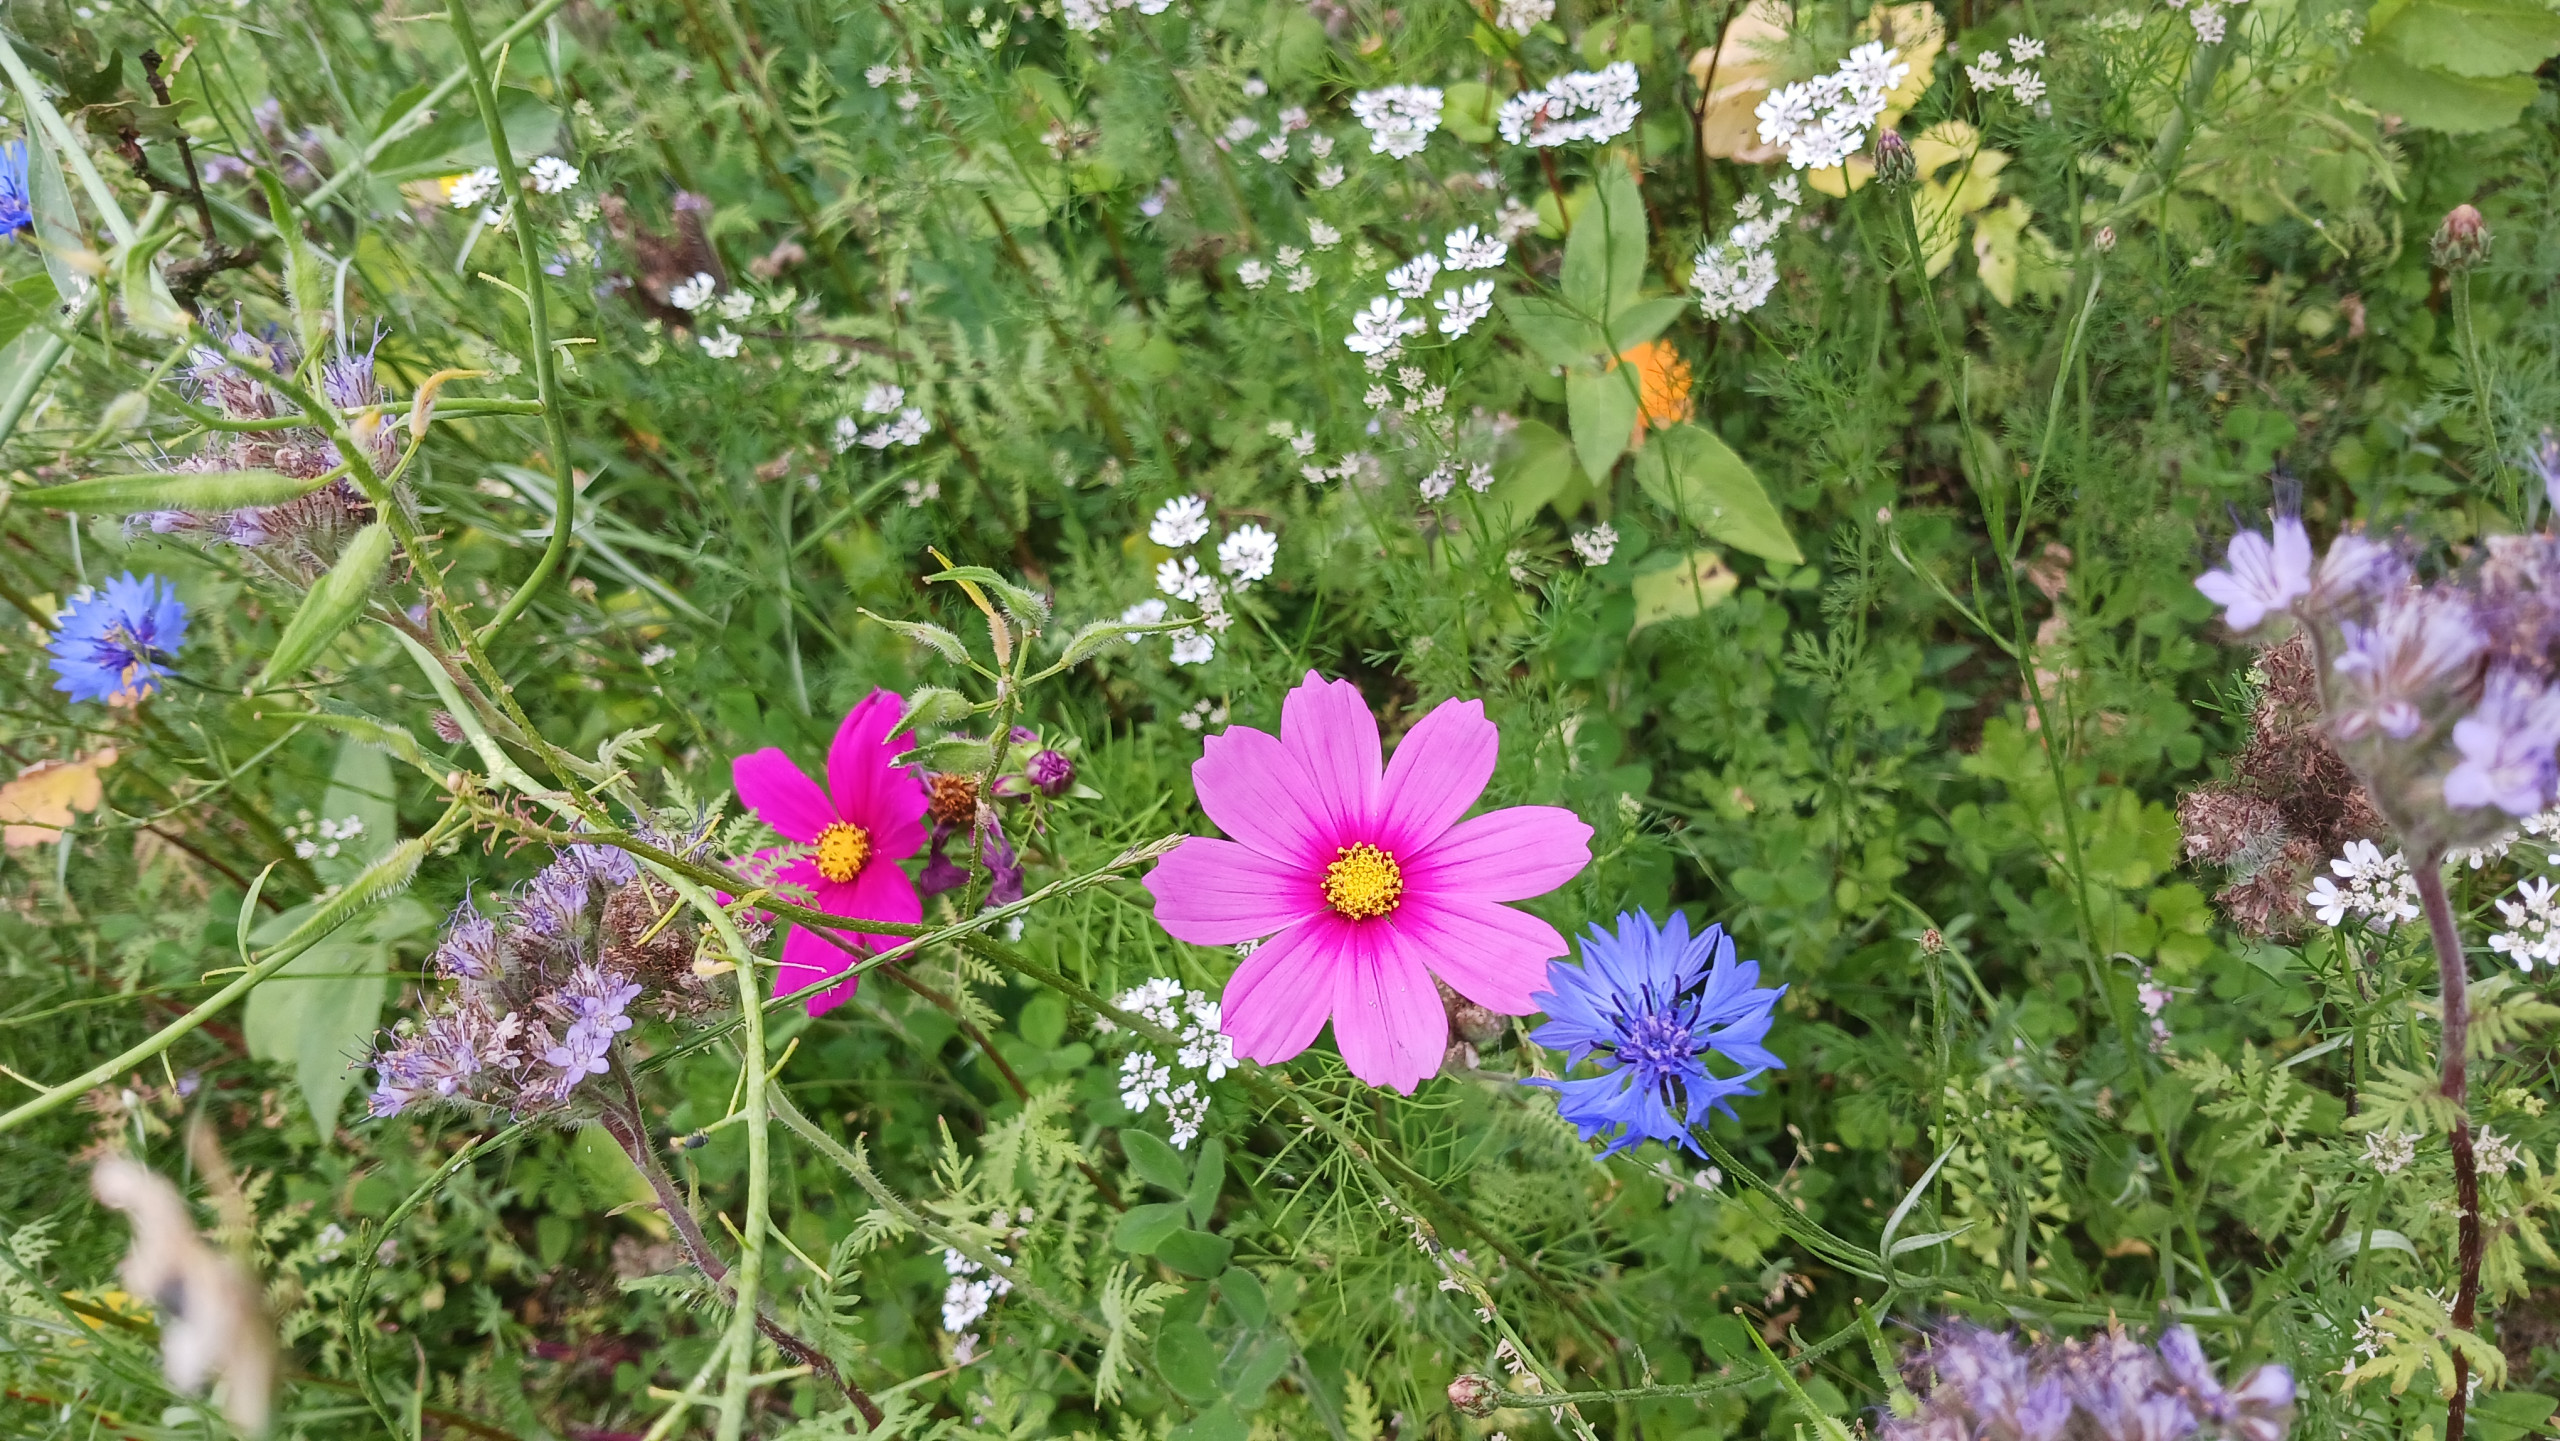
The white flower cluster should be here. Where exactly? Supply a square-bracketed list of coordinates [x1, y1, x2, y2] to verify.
[526, 155, 581, 195]
[1134, 498, 1276, 666]
[1349, 86, 1443, 160]
[1494, 0, 1553, 34]
[1342, 225, 1507, 360]
[938, 1215, 1028, 1332]
[837, 381, 930, 450]
[2491, 876, 2560, 970]
[1301, 449, 1382, 487]
[2477, 1129, 2526, 1176]
[1496, 63, 1640, 148]
[1097, 977, 1235, 1149]
[1754, 42, 1907, 170]
[2164, 0, 2244, 44]
[1061, 0, 1170, 34]
[2361, 1129, 2418, 1175]
[286, 812, 365, 861]
[1416, 458, 1494, 501]
[1571, 522, 1618, 566]
[1965, 36, 2048, 104]
[2304, 839, 2421, 930]
[1691, 176, 1801, 320]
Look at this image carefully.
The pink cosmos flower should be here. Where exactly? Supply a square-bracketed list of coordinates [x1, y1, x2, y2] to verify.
[731, 690, 928, 1016]
[1146, 671, 1593, 1093]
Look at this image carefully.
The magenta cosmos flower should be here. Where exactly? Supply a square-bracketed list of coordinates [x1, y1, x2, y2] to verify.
[1146, 672, 1594, 1093]
[731, 690, 928, 1016]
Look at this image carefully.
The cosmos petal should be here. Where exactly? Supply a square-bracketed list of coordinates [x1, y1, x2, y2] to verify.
[1147, 836, 1326, 945]
[733, 748, 833, 843]
[1374, 697, 1497, 853]
[1221, 920, 1339, 1065]
[827, 690, 929, 843]
[1279, 671, 1383, 837]
[1389, 896, 1566, 1014]
[1330, 922, 1446, 1094]
[1192, 724, 1339, 864]
[1405, 805, 1592, 902]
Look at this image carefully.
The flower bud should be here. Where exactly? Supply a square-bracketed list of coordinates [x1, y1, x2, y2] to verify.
[1027, 747, 1076, 796]
[2094, 225, 2117, 253]
[1448, 1372, 1500, 1417]
[2431, 203, 2490, 271]
[1872, 129, 1916, 190]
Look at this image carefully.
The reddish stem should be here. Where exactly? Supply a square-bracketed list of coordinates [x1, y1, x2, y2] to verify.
[2415, 857, 2483, 1441]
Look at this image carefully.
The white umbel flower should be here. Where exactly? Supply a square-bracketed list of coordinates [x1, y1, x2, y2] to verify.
[1149, 495, 1212, 549]
[1217, 524, 1279, 584]
[526, 156, 581, 194]
[1349, 86, 1444, 159]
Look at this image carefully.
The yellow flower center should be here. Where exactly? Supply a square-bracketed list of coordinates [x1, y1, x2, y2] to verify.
[813, 821, 872, 884]
[1322, 843, 1404, 920]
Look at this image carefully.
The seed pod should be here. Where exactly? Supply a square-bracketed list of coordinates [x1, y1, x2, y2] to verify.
[260, 520, 393, 685]
[22, 469, 324, 514]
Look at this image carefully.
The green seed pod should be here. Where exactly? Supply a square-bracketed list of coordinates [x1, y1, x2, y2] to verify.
[20, 469, 324, 514]
[260, 520, 394, 686]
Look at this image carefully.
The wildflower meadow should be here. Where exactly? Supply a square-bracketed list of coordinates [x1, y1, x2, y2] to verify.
[3, 0, 2560, 1435]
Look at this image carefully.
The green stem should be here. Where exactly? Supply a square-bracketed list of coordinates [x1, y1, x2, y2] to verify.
[2451, 270, 2509, 506]
[443, 0, 579, 644]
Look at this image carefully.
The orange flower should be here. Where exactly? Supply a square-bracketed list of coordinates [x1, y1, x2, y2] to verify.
[1615, 339, 1695, 445]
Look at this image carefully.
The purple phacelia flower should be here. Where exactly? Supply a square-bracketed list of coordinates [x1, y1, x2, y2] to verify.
[2330, 588, 2484, 741]
[2445, 667, 2560, 816]
[432, 897, 499, 980]
[2196, 515, 2312, 633]
[1884, 1324, 2293, 1441]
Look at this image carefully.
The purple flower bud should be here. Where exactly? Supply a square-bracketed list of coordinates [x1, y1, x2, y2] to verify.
[432, 897, 500, 980]
[1027, 747, 1076, 796]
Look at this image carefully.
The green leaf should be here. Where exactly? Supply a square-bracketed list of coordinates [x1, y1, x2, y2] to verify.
[1155, 1229, 1235, 1277]
[21, 469, 329, 514]
[2374, 0, 2560, 77]
[1186, 1137, 1226, 1227]
[117, 229, 188, 339]
[1566, 366, 1640, 481]
[370, 87, 561, 182]
[315, 730, 401, 885]
[242, 903, 418, 1139]
[0, 275, 57, 354]
[2344, 49, 2542, 132]
[1630, 550, 1739, 632]
[1607, 294, 1690, 351]
[263, 521, 394, 685]
[1442, 80, 1499, 143]
[1122, 1128, 1192, 1193]
[1633, 423, 1802, 563]
[19, 100, 89, 305]
[1562, 162, 1648, 317]
[1216, 1266, 1267, 1326]
[1111, 1201, 1188, 1254]
[1486, 417, 1589, 528]
[259, 170, 329, 362]
[1497, 295, 1609, 368]
[1169, 1401, 1249, 1441]
[1156, 1324, 1226, 1405]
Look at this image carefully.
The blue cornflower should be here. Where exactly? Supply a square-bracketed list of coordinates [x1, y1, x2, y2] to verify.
[0, 141, 30, 238]
[1523, 910, 1786, 1156]
[46, 573, 189, 704]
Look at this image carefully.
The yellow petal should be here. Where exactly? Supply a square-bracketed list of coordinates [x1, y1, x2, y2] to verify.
[1973, 201, 2032, 306]
[0, 747, 116, 849]
[1857, 3, 1946, 120]
[1691, 0, 1795, 162]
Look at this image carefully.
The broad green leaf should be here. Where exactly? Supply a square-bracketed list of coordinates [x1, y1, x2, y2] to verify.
[1630, 550, 1739, 632]
[1156, 1325, 1226, 1405]
[263, 521, 394, 684]
[1443, 80, 1498, 143]
[369, 87, 561, 182]
[1185, 1136, 1226, 1227]
[1122, 1128, 1192, 1192]
[1486, 417, 1589, 528]
[1168, 1398, 1251, 1441]
[1566, 366, 1640, 482]
[2344, 49, 2542, 132]
[0, 275, 54, 354]
[1633, 423, 1802, 563]
[20, 101, 88, 304]
[2374, 0, 2560, 78]
[1216, 1266, 1268, 1325]
[22, 469, 325, 514]
[1497, 294, 1608, 368]
[1606, 294, 1689, 351]
[1155, 1228, 1235, 1277]
[1563, 162, 1648, 317]
[1111, 1201, 1188, 1254]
